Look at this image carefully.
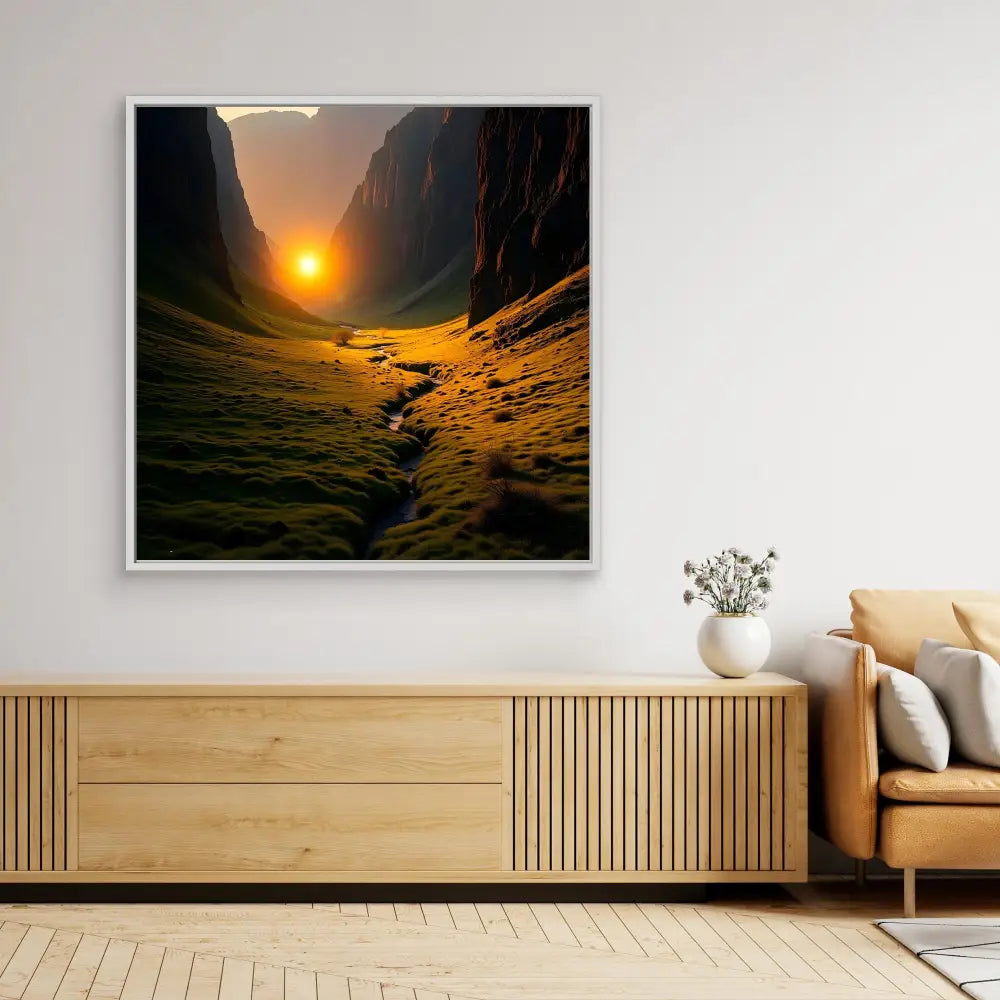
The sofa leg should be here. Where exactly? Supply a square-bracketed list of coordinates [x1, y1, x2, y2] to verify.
[854, 859, 866, 887]
[903, 868, 916, 918]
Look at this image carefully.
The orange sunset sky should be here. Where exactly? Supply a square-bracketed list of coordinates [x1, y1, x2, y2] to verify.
[215, 104, 411, 254]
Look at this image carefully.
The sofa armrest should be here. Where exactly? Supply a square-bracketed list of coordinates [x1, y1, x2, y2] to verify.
[802, 633, 879, 860]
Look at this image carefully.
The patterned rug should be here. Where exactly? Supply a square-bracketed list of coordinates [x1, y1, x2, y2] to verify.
[879, 919, 1000, 999]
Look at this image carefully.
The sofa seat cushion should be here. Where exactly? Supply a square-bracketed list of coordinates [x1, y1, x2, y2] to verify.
[880, 804, 1000, 869]
[880, 764, 1000, 804]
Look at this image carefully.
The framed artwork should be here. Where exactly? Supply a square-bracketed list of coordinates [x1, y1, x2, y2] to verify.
[125, 97, 598, 570]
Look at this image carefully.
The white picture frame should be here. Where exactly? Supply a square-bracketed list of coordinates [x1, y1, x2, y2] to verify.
[125, 96, 599, 571]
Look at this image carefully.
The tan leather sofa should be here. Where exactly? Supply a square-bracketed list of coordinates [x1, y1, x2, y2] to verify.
[803, 590, 1000, 916]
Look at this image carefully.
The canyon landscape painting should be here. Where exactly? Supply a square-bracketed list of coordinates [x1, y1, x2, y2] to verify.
[127, 99, 594, 567]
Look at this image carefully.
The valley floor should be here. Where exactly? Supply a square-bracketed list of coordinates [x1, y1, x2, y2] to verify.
[0, 879, 990, 998]
[135, 269, 590, 561]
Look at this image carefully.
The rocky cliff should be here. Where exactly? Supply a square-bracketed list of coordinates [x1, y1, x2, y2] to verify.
[205, 110, 276, 289]
[467, 107, 590, 327]
[328, 106, 483, 310]
[416, 107, 485, 283]
[135, 106, 236, 301]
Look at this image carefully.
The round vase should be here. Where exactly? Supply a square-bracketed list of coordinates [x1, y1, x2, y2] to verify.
[697, 614, 771, 678]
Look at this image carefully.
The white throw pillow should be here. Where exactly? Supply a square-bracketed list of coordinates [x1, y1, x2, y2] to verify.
[876, 664, 951, 771]
[915, 638, 1000, 767]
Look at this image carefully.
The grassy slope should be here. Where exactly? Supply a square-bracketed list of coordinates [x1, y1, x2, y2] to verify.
[135, 294, 428, 560]
[140, 242, 341, 340]
[137, 266, 590, 561]
[230, 268, 341, 329]
[369, 267, 591, 560]
[319, 246, 476, 331]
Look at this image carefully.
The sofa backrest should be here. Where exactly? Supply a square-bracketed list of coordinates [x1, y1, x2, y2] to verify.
[850, 589, 1000, 671]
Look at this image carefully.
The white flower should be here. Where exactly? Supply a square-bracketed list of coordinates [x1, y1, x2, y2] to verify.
[686, 546, 778, 615]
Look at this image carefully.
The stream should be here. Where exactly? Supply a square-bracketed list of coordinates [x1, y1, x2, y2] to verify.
[363, 346, 439, 558]
[364, 415, 424, 556]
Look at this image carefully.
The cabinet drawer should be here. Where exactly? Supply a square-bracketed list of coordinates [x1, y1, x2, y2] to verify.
[79, 697, 501, 783]
[79, 783, 500, 872]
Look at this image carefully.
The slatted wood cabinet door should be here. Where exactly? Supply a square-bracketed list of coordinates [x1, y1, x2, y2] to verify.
[1, 696, 77, 873]
[504, 692, 806, 879]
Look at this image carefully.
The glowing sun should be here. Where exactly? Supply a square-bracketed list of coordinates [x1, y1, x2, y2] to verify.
[297, 253, 320, 278]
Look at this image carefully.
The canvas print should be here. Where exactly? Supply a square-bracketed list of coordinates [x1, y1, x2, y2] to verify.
[129, 99, 593, 566]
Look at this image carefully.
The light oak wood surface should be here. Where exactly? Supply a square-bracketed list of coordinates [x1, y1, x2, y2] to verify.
[0, 868, 812, 884]
[1, 672, 804, 697]
[78, 697, 501, 784]
[0, 882, 980, 1000]
[78, 783, 501, 872]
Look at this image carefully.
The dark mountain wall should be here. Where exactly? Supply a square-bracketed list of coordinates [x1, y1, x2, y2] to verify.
[416, 107, 485, 282]
[328, 106, 483, 309]
[467, 107, 590, 327]
[135, 106, 236, 300]
[205, 110, 276, 289]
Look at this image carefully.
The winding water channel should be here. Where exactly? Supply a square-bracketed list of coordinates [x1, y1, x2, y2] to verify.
[363, 346, 439, 558]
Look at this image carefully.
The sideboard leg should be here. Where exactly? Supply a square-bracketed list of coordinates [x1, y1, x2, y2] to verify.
[854, 858, 866, 888]
[903, 868, 916, 918]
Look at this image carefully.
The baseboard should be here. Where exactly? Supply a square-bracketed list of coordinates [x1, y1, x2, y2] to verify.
[0, 881, 772, 904]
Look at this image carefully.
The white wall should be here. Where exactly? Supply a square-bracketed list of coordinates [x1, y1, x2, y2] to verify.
[1, 0, 998, 677]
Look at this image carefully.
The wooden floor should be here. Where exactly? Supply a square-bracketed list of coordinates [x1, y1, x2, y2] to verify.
[0, 880, 994, 999]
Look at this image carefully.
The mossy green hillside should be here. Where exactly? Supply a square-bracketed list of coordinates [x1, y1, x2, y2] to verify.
[136, 294, 427, 560]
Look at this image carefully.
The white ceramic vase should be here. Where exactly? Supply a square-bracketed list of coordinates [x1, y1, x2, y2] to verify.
[697, 614, 771, 678]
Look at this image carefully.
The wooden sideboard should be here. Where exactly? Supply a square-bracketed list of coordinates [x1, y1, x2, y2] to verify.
[0, 674, 806, 883]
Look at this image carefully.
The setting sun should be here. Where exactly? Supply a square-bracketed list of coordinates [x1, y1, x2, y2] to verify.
[297, 252, 320, 278]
